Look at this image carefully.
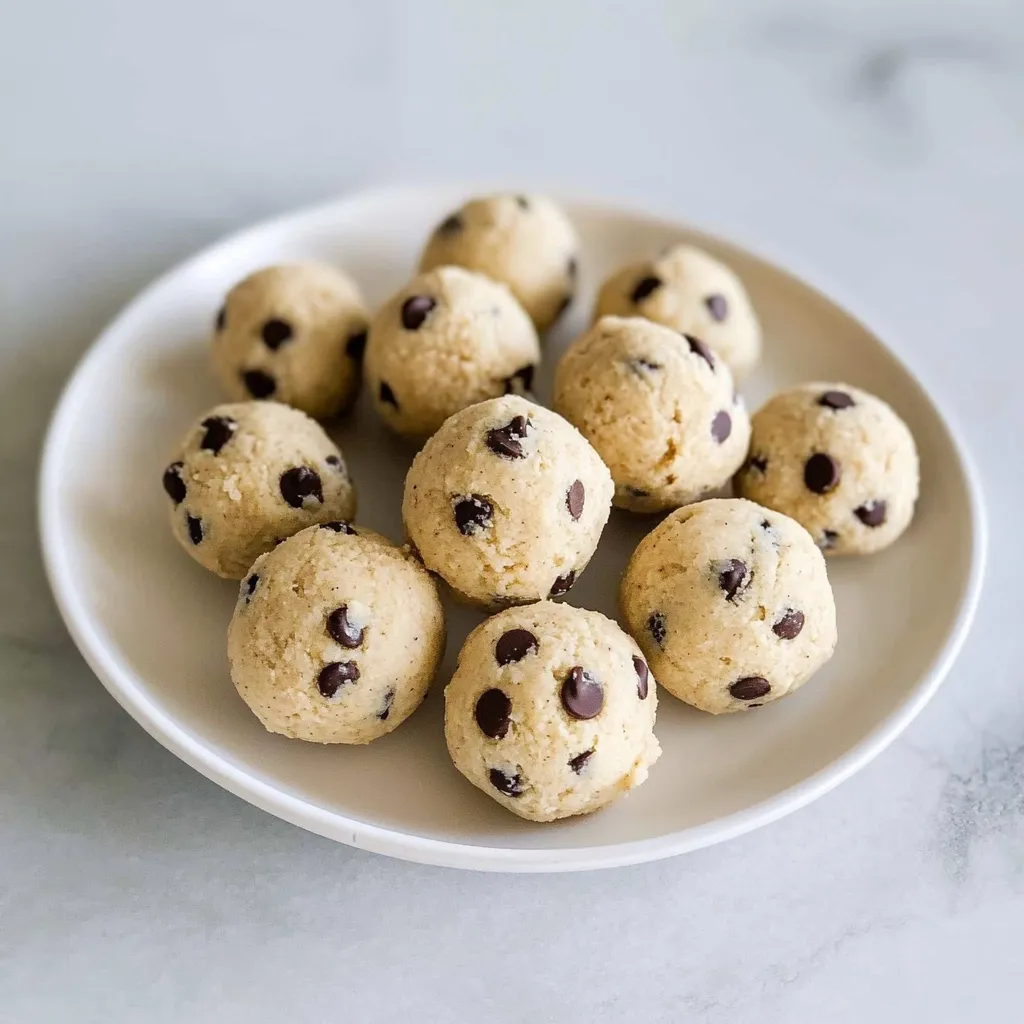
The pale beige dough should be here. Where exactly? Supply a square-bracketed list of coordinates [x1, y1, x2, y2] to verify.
[444, 601, 661, 821]
[734, 382, 919, 555]
[418, 193, 579, 332]
[593, 244, 761, 377]
[554, 315, 750, 512]
[402, 395, 613, 610]
[228, 523, 445, 744]
[620, 498, 837, 714]
[211, 263, 369, 420]
[162, 401, 356, 579]
[365, 266, 540, 438]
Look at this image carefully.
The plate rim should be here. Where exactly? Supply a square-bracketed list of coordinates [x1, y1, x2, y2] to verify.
[37, 183, 988, 872]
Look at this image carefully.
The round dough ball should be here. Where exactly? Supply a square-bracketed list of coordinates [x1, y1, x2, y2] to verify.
[554, 315, 751, 512]
[365, 266, 540, 438]
[734, 383, 919, 555]
[161, 401, 356, 579]
[418, 193, 579, 332]
[228, 523, 445, 744]
[212, 263, 369, 420]
[445, 601, 661, 821]
[620, 498, 837, 714]
[594, 244, 761, 377]
[402, 395, 613, 609]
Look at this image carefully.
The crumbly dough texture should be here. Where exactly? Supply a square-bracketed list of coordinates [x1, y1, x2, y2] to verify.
[365, 266, 541, 438]
[734, 382, 919, 556]
[620, 498, 837, 714]
[444, 601, 661, 821]
[162, 401, 356, 579]
[402, 395, 614, 609]
[593, 244, 761, 377]
[212, 263, 369, 420]
[418, 193, 579, 332]
[228, 524, 445, 744]
[554, 315, 751, 512]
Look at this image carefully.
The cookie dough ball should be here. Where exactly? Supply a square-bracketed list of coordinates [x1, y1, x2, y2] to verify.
[734, 383, 919, 555]
[212, 263, 370, 420]
[365, 266, 540, 438]
[228, 523, 445, 744]
[161, 401, 356, 579]
[594, 244, 761, 377]
[418, 194, 579, 332]
[402, 396, 613, 609]
[620, 498, 837, 714]
[445, 602, 660, 821]
[554, 315, 751, 512]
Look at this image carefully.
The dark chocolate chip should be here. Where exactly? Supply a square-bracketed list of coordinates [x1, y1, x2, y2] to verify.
[199, 415, 236, 455]
[317, 661, 360, 698]
[729, 676, 771, 701]
[186, 515, 203, 545]
[401, 295, 436, 330]
[804, 453, 841, 494]
[378, 687, 396, 720]
[261, 318, 292, 350]
[495, 628, 538, 666]
[716, 558, 749, 601]
[628, 486, 650, 497]
[566, 479, 585, 521]
[627, 357, 662, 376]
[489, 767, 525, 796]
[568, 750, 593, 775]
[453, 495, 493, 535]
[567, 255, 578, 280]
[818, 390, 855, 410]
[486, 415, 529, 459]
[515, 195, 530, 210]
[215, 306, 226, 331]
[279, 466, 323, 508]
[711, 410, 732, 443]
[475, 688, 512, 738]
[705, 294, 728, 321]
[819, 529, 839, 551]
[854, 500, 887, 527]
[321, 520, 356, 534]
[244, 574, 259, 602]
[437, 212, 462, 235]
[504, 364, 535, 394]
[556, 293, 573, 319]
[631, 275, 662, 303]
[561, 666, 604, 720]
[772, 609, 805, 640]
[325, 454, 342, 468]
[345, 329, 367, 360]
[327, 605, 365, 648]
[685, 334, 716, 370]
[633, 656, 650, 700]
[746, 454, 768, 474]
[379, 381, 399, 409]
[162, 462, 187, 505]
[648, 611, 667, 648]
[242, 369, 276, 398]
[549, 570, 576, 597]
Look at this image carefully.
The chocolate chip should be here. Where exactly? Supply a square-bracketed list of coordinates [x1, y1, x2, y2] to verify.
[627, 357, 662, 376]
[567, 255, 578, 280]
[746, 454, 768, 474]
[648, 611, 667, 648]
[437, 212, 462, 235]
[772, 609, 805, 640]
[716, 558, 749, 601]
[261, 318, 292, 350]
[686, 334, 716, 370]
[453, 495, 493, 535]
[215, 306, 226, 331]
[854, 500, 887, 527]
[401, 295, 436, 330]
[475, 689, 512, 738]
[705, 294, 728, 321]
[244, 574, 259, 602]
[379, 381, 398, 408]
[711, 410, 732, 443]
[818, 390, 855, 410]
[327, 605, 365, 648]
[489, 767, 525, 796]
[321, 520, 356, 534]
[566, 480, 585, 521]
[819, 529, 839, 551]
[504, 365, 535, 394]
[486, 415, 529, 459]
[345, 329, 367, 360]
[631, 275, 662, 303]
[804, 453, 841, 494]
[633, 656, 650, 699]
[556, 293, 573, 319]
[325, 454, 342, 468]
[242, 369, 276, 398]
[378, 688, 396, 720]
[549, 570, 576, 597]
[515, 195, 530, 210]
[186, 515, 203, 545]
[729, 676, 771, 701]
[568, 750, 593, 774]
[162, 462, 186, 505]
[317, 661, 359, 698]
[199, 415, 235, 454]
[495, 629, 538, 666]
[280, 466, 323, 508]
[561, 666, 604, 720]
[628, 486, 650, 497]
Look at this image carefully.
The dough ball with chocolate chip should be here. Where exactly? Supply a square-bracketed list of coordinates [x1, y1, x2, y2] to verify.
[162, 401, 356, 579]
[402, 395, 613, 609]
[554, 315, 750, 512]
[620, 498, 836, 714]
[594, 244, 761, 377]
[734, 382, 919, 556]
[211, 263, 369, 420]
[365, 266, 540, 438]
[418, 194, 579, 332]
[228, 523, 444, 744]
[444, 601, 660, 821]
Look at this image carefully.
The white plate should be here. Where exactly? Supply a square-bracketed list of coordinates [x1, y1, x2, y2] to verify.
[39, 185, 986, 872]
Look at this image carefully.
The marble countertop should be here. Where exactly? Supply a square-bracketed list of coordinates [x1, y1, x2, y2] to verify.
[3, 1, 1022, 1020]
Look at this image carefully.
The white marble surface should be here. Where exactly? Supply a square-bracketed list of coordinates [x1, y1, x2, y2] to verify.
[3, 0, 1022, 1019]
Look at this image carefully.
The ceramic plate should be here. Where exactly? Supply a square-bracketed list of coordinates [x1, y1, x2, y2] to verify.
[39, 185, 985, 871]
